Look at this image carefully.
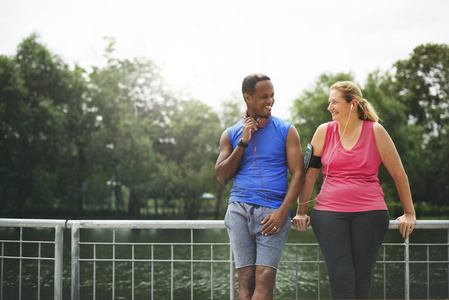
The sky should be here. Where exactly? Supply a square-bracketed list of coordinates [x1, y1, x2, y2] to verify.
[1, 0, 449, 118]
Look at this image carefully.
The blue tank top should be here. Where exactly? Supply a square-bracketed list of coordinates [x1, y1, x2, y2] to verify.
[227, 115, 291, 209]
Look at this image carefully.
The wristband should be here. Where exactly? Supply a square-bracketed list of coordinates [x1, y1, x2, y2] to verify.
[238, 139, 248, 148]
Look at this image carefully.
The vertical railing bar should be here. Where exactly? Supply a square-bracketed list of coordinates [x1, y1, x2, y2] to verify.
[383, 245, 386, 300]
[229, 243, 234, 300]
[191, 229, 194, 300]
[132, 244, 135, 300]
[317, 245, 321, 300]
[112, 229, 116, 300]
[19, 227, 23, 300]
[171, 244, 174, 300]
[54, 225, 63, 300]
[295, 245, 299, 300]
[151, 244, 154, 300]
[427, 245, 430, 299]
[19, 227, 22, 300]
[37, 242, 41, 300]
[93, 244, 96, 300]
[404, 237, 410, 300]
[447, 228, 449, 300]
[211, 244, 214, 300]
[71, 223, 80, 300]
[1, 242, 3, 300]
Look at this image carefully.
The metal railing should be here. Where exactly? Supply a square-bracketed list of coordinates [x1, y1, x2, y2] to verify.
[0, 219, 65, 300]
[67, 220, 233, 300]
[0, 219, 448, 300]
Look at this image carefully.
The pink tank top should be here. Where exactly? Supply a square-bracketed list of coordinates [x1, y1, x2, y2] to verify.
[314, 121, 387, 212]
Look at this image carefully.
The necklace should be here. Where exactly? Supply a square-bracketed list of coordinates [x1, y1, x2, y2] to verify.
[339, 124, 361, 141]
[341, 132, 359, 141]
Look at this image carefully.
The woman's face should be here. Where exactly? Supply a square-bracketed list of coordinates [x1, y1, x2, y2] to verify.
[327, 89, 351, 121]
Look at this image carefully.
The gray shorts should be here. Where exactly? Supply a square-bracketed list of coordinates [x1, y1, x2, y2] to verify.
[224, 202, 291, 270]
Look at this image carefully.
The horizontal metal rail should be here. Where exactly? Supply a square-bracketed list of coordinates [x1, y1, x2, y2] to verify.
[1, 218, 447, 231]
[63, 219, 449, 229]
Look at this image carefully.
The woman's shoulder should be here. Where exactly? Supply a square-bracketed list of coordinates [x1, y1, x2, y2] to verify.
[314, 122, 333, 138]
[310, 122, 331, 155]
[316, 121, 334, 134]
[315, 121, 333, 130]
[371, 121, 386, 134]
[371, 121, 389, 140]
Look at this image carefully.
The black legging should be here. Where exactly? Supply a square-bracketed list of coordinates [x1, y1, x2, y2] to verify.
[310, 209, 390, 299]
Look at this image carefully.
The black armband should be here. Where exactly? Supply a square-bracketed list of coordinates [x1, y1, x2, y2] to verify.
[309, 154, 322, 169]
[304, 144, 322, 173]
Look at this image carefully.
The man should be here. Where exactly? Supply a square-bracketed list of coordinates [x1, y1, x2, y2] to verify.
[215, 73, 305, 300]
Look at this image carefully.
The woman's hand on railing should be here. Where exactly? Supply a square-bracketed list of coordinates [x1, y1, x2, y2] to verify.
[292, 214, 310, 231]
[396, 212, 416, 239]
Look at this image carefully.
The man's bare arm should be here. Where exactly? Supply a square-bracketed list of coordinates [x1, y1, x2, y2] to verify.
[214, 130, 245, 185]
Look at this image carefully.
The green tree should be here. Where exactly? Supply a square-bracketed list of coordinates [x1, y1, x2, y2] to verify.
[0, 33, 92, 214]
[0, 54, 29, 212]
[166, 99, 222, 218]
[394, 43, 449, 134]
[87, 48, 170, 215]
[393, 43, 449, 206]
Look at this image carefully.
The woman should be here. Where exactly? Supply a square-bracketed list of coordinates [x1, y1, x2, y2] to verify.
[292, 81, 416, 299]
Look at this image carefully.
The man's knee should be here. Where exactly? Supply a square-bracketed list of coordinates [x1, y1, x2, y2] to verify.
[238, 266, 256, 286]
[248, 266, 277, 300]
[255, 266, 276, 287]
[237, 266, 256, 299]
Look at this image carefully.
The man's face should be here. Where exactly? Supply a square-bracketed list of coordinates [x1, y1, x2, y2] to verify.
[245, 80, 275, 119]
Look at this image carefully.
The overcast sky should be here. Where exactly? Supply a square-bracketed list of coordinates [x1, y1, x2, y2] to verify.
[1, 0, 449, 118]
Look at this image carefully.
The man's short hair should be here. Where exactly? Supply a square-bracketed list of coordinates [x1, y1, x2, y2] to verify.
[242, 73, 271, 95]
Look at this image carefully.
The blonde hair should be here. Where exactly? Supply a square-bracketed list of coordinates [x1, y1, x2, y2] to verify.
[330, 81, 379, 122]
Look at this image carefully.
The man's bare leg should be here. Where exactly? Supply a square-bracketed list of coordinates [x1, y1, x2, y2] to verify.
[237, 266, 256, 300]
[251, 265, 276, 300]
[237, 265, 276, 300]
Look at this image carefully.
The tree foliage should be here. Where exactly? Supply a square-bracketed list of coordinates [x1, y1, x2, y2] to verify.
[393, 44, 449, 206]
[0, 34, 224, 218]
[1, 34, 448, 218]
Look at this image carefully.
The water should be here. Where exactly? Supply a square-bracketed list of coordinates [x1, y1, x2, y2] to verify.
[0, 226, 448, 299]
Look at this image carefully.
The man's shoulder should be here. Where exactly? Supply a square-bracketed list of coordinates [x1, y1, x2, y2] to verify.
[227, 119, 244, 131]
[271, 115, 292, 127]
[226, 119, 244, 144]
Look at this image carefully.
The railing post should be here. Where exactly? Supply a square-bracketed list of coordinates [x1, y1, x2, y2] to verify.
[54, 225, 64, 300]
[71, 223, 80, 300]
[190, 229, 193, 300]
[1, 242, 4, 300]
[19, 227, 22, 300]
[404, 237, 410, 300]
[229, 248, 234, 300]
[317, 245, 321, 300]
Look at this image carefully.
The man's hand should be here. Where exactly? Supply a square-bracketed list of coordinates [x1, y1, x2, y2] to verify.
[242, 117, 258, 142]
[260, 210, 287, 235]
